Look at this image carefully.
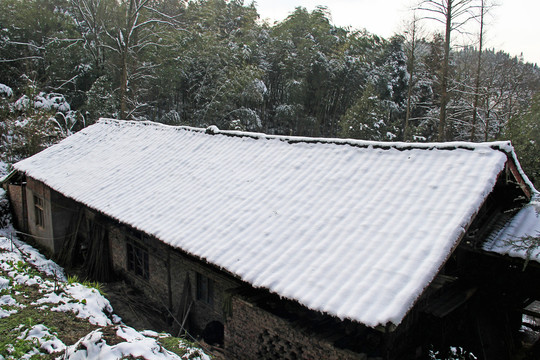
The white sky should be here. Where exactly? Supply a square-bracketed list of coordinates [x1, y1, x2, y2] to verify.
[254, 0, 540, 66]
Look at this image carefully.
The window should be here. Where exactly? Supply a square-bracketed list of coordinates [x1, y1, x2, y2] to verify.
[127, 242, 149, 280]
[33, 195, 44, 227]
[196, 272, 214, 306]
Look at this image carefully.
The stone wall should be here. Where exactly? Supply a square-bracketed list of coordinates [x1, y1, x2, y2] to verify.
[108, 222, 239, 337]
[49, 189, 79, 253]
[225, 296, 376, 360]
[7, 183, 25, 231]
[109, 226, 127, 273]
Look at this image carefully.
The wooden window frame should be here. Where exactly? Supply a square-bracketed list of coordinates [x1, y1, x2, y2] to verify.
[126, 241, 149, 280]
[33, 195, 45, 228]
[196, 272, 214, 306]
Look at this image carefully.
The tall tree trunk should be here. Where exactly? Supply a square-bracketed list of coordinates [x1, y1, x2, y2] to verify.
[471, 0, 485, 141]
[120, 0, 135, 119]
[404, 16, 418, 142]
[484, 107, 491, 141]
[120, 47, 128, 119]
[438, 0, 452, 142]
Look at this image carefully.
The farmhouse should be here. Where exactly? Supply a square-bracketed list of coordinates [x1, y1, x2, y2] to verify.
[4, 119, 539, 359]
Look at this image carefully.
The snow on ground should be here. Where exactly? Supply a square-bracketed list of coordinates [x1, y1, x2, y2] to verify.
[31, 281, 118, 327]
[64, 326, 210, 360]
[0, 235, 66, 281]
[0, 233, 210, 359]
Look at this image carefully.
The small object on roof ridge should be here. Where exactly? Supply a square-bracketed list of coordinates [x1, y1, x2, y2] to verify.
[206, 125, 219, 135]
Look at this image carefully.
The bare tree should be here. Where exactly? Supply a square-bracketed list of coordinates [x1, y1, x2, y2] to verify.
[470, 0, 497, 141]
[102, 0, 183, 119]
[403, 13, 424, 141]
[416, 0, 479, 141]
[71, 0, 111, 72]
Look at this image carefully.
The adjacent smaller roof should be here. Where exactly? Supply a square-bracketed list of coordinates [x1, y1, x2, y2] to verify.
[484, 198, 540, 263]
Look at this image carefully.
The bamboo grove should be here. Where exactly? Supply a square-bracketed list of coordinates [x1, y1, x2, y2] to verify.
[1, 0, 540, 183]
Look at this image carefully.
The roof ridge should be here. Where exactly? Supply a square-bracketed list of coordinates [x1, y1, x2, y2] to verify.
[97, 118, 512, 152]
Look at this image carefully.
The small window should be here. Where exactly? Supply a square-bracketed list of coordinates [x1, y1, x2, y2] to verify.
[196, 272, 214, 306]
[127, 242, 149, 280]
[33, 195, 44, 227]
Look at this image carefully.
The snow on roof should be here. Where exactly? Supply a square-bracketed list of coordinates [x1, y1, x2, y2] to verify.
[483, 199, 540, 263]
[13, 119, 525, 328]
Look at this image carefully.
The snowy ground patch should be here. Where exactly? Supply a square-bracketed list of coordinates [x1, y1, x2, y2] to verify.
[64, 325, 211, 360]
[0, 233, 66, 281]
[0, 234, 211, 359]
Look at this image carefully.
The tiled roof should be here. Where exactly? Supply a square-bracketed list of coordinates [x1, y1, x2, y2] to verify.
[13, 119, 529, 327]
[484, 199, 540, 263]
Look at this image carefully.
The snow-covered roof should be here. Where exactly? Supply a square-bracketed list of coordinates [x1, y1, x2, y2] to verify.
[13, 119, 531, 328]
[483, 199, 540, 263]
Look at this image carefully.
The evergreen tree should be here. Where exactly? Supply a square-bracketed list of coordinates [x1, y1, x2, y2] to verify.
[378, 35, 410, 140]
[505, 93, 540, 188]
[339, 83, 397, 141]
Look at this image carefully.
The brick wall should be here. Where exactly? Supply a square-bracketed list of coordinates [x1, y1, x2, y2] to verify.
[225, 297, 377, 360]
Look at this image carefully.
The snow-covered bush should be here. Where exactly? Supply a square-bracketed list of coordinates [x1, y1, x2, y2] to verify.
[0, 115, 62, 163]
[0, 84, 13, 98]
[0, 189, 12, 230]
[0, 78, 82, 164]
[228, 108, 262, 132]
[429, 346, 477, 360]
[160, 110, 182, 126]
[12, 92, 70, 113]
[339, 83, 398, 141]
[241, 79, 267, 106]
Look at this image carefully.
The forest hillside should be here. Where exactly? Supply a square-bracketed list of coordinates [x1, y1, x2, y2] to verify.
[1, 0, 539, 184]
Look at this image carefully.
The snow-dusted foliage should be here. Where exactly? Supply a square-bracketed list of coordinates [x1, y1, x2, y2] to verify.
[242, 79, 267, 105]
[0, 0, 539, 169]
[228, 108, 262, 131]
[379, 36, 409, 112]
[0, 77, 82, 164]
[0, 189, 11, 231]
[13, 92, 70, 113]
[429, 346, 477, 360]
[82, 75, 118, 123]
[0, 84, 13, 98]
[160, 110, 182, 126]
[339, 83, 398, 140]
[0, 115, 62, 164]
